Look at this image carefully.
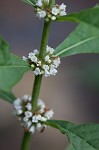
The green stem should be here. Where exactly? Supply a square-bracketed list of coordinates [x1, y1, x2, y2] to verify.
[21, 133, 31, 150]
[32, 75, 43, 111]
[39, 20, 51, 59]
[21, 0, 55, 149]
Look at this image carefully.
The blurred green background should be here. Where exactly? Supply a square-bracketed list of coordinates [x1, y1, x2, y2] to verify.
[0, 0, 99, 149]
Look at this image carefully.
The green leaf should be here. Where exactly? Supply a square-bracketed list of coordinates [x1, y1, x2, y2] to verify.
[46, 120, 99, 150]
[57, 6, 99, 29]
[67, 144, 76, 150]
[54, 23, 99, 58]
[21, 0, 36, 6]
[0, 36, 30, 91]
[0, 36, 10, 65]
[0, 90, 16, 103]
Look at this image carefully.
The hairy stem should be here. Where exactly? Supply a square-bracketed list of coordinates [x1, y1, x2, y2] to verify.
[21, 0, 55, 149]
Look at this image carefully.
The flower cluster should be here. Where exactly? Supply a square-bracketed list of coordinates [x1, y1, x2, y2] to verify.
[22, 46, 61, 77]
[34, 0, 67, 21]
[13, 95, 54, 133]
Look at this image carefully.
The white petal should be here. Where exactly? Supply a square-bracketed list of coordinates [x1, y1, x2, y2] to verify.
[25, 103, 32, 111]
[25, 111, 32, 118]
[29, 126, 35, 133]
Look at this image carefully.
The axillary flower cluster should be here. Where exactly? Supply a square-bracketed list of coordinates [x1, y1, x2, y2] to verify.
[22, 46, 61, 77]
[13, 95, 54, 133]
[34, 0, 67, 21]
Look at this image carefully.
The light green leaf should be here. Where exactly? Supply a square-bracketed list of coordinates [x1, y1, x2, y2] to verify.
[57, 6, 99, 29]
[21, 0, 36, 6]
[46, 120, 99, 150]
[0, 90, 16, 103]
[0, 36, 30, 91]
[54, 23, 99, 58]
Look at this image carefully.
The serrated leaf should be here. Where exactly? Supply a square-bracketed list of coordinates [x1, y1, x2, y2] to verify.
[46, 120, 99, 150]
[57, 6, 99, 30]
[0, 90, 16, 103]
[54, 23, 99, 58]
[21, 0, 36, 6]
[0, 36, 30, 91]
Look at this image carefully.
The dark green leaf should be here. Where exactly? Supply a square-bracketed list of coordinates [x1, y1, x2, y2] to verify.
[46, 120, 99, 150]
[0, 90, 16, 103]
[57, 6, 99, 29]
[54, 23, 99, 58]
[0, 36, 30, 91]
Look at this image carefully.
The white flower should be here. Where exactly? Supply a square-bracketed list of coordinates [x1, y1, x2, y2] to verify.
[25, 103, 32, 111]
[46, 45, 55, 54]
[36, 123, 42, 131]
[34, 67, 41, 75]
[45, 55, 51, 63]
[50, 65, 57, 75]
[38, 99, 45, 113]
[33, 49, 39, 54]
[14, 105, 22, 110]
[23, 117, 29, 122]
[44, 109, 54, 119]
[22, 56, 27, 61]
[52, 7, 59, 16]
[44, 70, 50, 77]
[25, 111, 32, 118]
[31, 55, 37, 63]
[53, 58, 61, 67]
[38, 99, 45, 108]
[28, 52, 37, 62]
[40, 116, 47, 122]
[36, 10, 46, 19]
[59, 3, 67, 16]
[36, 0, 43, 7]
[22, 95, 29, 102]
[16, 109, 23, 115]
[60, 10, 67, 16]
[13, 98, 21, 107]
[51, 16, 56, 20]
[26, 121, 32, 128]
[28, 96, 31, 102]
[28, 52, 34, 59]
[42, 64, 49, 71]
[29, 126, 35, 133]
[32, 115, 42, 123]
[59, 3, 66, 10]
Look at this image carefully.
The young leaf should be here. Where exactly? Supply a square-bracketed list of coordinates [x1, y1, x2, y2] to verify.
[54, 23, 99, 58]
[57, 6, 99, 29]
[46, 120, 99, 150]
[0, 90, 16, 103]
[0, 36, 30, 91]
